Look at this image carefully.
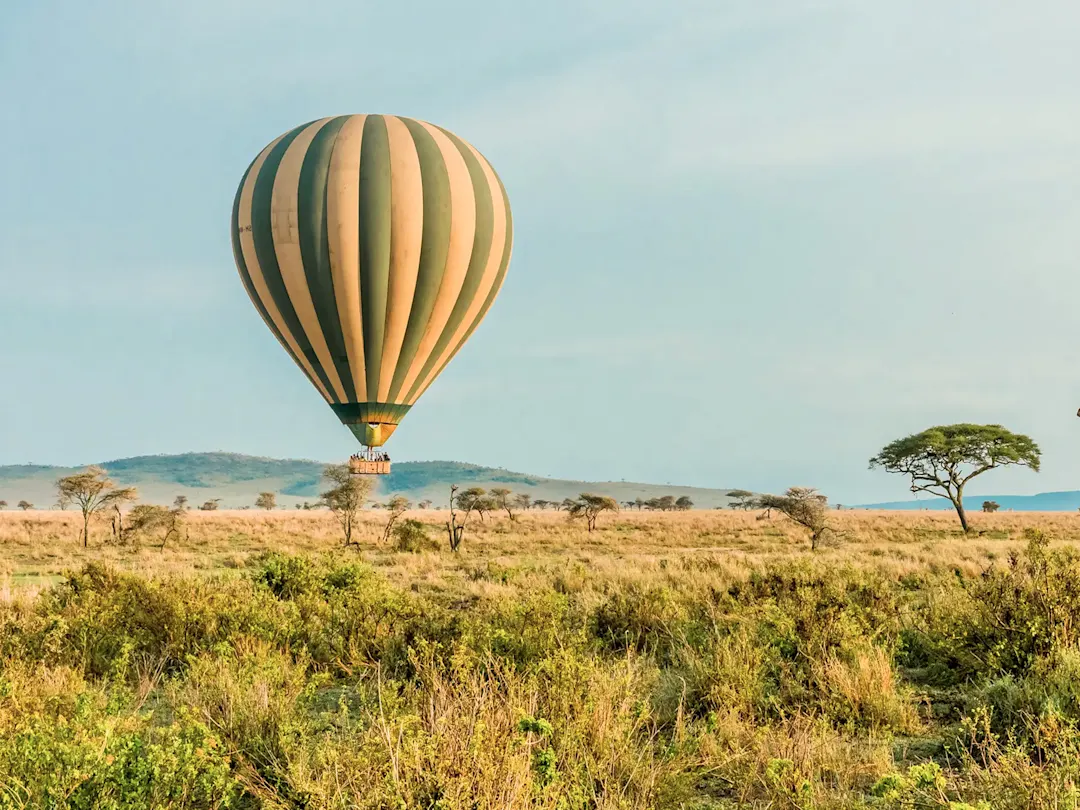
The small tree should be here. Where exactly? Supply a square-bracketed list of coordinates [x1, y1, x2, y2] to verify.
[173, 495, 188, 511]
[56, 466, 138, 548]
[558, 498, 576, 512]
[381, 495, 411, 543]
[477, 496, 496, 521]
[126, 504, 185, 547]
[675, 496, 694, 511]
[489, 487, 517, 521]
[455, 487, 487, 519]
[446, 484, 480, 552]
[726, 490, 756, 510]
[534, 499, 550, 510]
[869, 424, 1040, 533]
[199, 499, 221, 511]
[756, 487, 832, 550]
[634, 498, 645, 511]
[321, 464, 373, 546]
[645, 495, 675, 512]
[514, 493, 532, 513]
[982, 500, 1001, 513]
[17, 500, 32, 511]
[568, 493, 618, 532]
[256, 492, 277, 511]
[419, 499, 433, 510]
[0, 500, 6, 510]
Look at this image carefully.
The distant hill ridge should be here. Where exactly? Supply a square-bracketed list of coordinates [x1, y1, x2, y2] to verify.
[0, 452, 738, 509]
[857, 491, 1080, 512]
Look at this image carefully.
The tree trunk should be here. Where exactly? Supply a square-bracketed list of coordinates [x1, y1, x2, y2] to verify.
[952, 488, 970, 533]
[82, 512, 90, 548]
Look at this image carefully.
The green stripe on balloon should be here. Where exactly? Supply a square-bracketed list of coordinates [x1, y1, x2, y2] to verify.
[357, 115, 393, 401]
[401, 125, 497, 403]
[386, 118, 453, 402]
[297, 116, 357, 402]
[412, 155, 512, 402]
[233, 158, 317, 388]
[249, 122, 338, 399]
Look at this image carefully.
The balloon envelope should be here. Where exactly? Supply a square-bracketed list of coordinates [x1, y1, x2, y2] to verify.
[231, 115, 513, 446]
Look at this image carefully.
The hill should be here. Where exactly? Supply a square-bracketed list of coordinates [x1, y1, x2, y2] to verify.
[857, 491, 1080, 512]
[0, 452, 739, 509]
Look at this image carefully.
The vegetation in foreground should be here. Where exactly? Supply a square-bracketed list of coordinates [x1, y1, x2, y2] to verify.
[1, 510, 1080, 807]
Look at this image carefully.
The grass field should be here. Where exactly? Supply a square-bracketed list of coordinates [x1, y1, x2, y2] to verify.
[1, 508, 1079, 807]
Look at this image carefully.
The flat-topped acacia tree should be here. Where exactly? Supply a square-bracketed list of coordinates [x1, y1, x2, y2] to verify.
[869, 424, 1040, 533]
[56, 466, 138, 548]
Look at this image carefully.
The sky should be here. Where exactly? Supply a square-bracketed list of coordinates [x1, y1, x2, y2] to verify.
[1, 1, 1078, 503]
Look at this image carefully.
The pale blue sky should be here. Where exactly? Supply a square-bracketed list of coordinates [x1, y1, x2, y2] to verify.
[1, 1, 1078, 503]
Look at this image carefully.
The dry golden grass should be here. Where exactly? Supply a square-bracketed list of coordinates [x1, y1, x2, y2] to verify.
[1, 507, 1076, 594]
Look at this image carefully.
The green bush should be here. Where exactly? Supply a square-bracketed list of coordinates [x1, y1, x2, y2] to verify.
[392, 519, 439, 552]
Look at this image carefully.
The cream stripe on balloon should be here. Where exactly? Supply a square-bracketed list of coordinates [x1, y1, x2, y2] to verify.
[405, 146, 508, 406]
[325, 114, 369, 401]
[270, 118, 348, 403]
[395, 120, 477, 400]
[237, 134, 333, 403]
[376, 116, 425, 402]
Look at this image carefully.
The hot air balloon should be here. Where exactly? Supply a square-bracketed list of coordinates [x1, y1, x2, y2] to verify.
[231, 115, 513, 474]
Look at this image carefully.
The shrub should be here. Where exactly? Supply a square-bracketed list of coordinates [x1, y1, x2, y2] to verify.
[393, 519, 439, 553]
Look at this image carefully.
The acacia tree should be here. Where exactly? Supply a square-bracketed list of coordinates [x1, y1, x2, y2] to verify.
[17, 501, 32, 511]
[567, 493, 619, 532]
[200, 499, 221, 511]
[513, 493, 532, 513]
[675, 496, 694, 511]
[320, 464, 373, 546]
[455, 487, 487, 518]
[381, 495, 411, 543]
[173, 495, 188, 510]
[645, 496, 676, 512]
[869, 424, 1040, 533]
[726, 490, 756, 510]
[256, 492, 277, 511]
[0, 500, 6, 510]
[125, 504, 185, 548]
[756, 487, 832, 550]
[982, 501, 1000, 513]
[489, 487, 517, 521]
[56, 466, 138, 548]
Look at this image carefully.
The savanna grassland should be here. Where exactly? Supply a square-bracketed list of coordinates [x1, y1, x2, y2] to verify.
[2, 508, 1080, 808]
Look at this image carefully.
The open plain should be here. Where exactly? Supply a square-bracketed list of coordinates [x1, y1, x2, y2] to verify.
[1, 508, 1079, 807]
